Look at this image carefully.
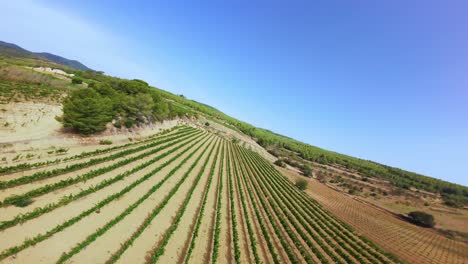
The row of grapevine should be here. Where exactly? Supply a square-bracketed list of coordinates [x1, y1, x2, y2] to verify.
[0, 129, 408, 263]
[210, 141, 225, 264]
[229, 142, 301, 264]
[184, 140, 223, 263]
[230, 143, 283, 263]
[146, 138, 221, 263]
[0, 130, 202, 207]
[0, 127, 195, 190]
[59, 135, 217, 264]
[0, 132, 209, 261]
[226, 141, 242, 264]
[229, 144, 261, 263]
[238, 145, 352, 263]
[0, 131, 204, 232]
[0, 126, 190, 175]
[240, 145, 400, 263]
[250, 149, 396, 262]
[233, 144, 317, 263]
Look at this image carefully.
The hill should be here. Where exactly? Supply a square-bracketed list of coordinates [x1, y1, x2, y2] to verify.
[32, 52, 90, 71]
[1, 41, 467, 262]
[0, 40, 91, 71]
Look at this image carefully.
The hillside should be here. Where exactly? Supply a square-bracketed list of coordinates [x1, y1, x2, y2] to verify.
[1, 42, 467, 263]
[0, 40, 91, 71]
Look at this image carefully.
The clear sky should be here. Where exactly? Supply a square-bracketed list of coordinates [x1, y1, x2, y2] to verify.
[2, 0, 467, 185]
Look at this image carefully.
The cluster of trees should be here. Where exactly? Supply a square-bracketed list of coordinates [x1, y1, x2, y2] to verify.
[62, 79, 194, 135]
[408, 211, 435, 228]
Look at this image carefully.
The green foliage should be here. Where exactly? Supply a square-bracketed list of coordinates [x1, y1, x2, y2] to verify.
[302, 165, 313, 177]
[62, 88, 113, 135]
[295, 179, 308, 190]
[71, 77, 82, 84]
[99, 139, 113, 145]
[11, 196, 33, 207]
[408, 211, 435, 228]
[205, 121, 210, 126]
[274, 159, 286, 168]
[55, 148, 68, 154]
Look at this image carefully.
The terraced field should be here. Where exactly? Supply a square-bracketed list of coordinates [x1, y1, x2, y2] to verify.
[0, 126, 403, 263]
[292, 172, 468, 264]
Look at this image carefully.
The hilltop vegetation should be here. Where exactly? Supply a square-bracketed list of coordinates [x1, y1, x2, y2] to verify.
[61, 77, 194, 134]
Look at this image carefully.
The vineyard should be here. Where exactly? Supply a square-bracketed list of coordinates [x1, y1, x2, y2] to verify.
[0, 125, 403, 263]
[295, 171, 468, 264]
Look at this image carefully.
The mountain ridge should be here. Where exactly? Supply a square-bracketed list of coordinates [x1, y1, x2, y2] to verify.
[0, 40, 92, 71]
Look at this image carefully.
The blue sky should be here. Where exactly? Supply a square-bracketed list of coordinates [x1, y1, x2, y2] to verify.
[2, 0, 467, 185]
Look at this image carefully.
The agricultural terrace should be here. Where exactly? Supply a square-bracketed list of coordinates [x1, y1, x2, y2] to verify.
[0, 126, 402, 263]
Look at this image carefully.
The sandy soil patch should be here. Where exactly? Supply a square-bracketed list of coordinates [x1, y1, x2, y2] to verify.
[0, 102, 62, 144]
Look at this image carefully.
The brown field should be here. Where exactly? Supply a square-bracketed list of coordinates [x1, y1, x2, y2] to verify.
[280, 167, 468, 264]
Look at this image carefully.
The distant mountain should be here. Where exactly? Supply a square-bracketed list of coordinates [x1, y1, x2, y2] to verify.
[0, 40, 92, 71]
[33, 52, 91, 71]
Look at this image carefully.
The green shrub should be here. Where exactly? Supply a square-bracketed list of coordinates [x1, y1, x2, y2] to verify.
[124, 119, 134, 128]
[55, 148, 68, 154]
[301, 165, 313, 177]
[62, 88, 113, 135]
[274, 159, 286, 168]
[295, 179, 308, 190]
[205, 122, 210, 126]
[408, 211, 435, 228]
[99, 139, 113, 145]
[11, 196, 33, 207]
[71, 77, 83, 84]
